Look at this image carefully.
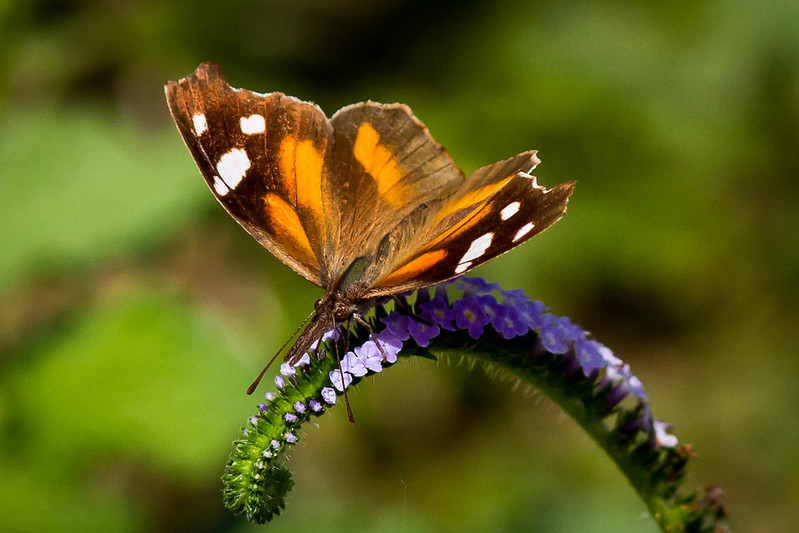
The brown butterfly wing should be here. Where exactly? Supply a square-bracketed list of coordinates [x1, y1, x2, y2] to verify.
[322, 103, 575, 299]
[361, 155, 576, 298]
[323, 102, 468, 289]
[165, 62, 333, 286]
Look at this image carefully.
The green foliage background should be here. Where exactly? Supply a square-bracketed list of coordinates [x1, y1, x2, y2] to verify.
[1, 1, 797, 531]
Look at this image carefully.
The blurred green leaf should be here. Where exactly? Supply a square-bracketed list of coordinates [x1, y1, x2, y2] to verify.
[0, 108, 204, 293]
[0, 291, 254, 531]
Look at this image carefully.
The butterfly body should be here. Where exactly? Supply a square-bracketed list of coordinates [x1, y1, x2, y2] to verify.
[166, 62, 575, 366]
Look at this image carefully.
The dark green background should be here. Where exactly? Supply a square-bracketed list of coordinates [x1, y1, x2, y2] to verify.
[1, 1, 797, 531]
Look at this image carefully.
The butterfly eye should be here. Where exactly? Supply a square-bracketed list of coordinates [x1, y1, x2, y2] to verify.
[333, 302, 353, 321]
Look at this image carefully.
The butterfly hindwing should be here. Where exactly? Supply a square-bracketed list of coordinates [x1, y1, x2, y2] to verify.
[165, 62, 332, 286]
[363, 158, 576, 297]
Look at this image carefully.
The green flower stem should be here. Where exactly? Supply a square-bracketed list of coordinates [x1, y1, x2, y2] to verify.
[222, 304, 726, 531]
[423, 330, 722, 532]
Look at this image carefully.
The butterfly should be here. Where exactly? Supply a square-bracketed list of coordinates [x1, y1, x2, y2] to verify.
[165, 62, 575, 386]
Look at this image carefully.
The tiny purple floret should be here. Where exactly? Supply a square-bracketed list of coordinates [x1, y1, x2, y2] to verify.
[321, 387, 337, 404]
[407, 318, 440, 347]
[419, 295, 457, 331]
[354, 341, 384, 372]
[330, 369, 353, 391]
[382, 311, 412, 341]
[453, 296, 490, 338]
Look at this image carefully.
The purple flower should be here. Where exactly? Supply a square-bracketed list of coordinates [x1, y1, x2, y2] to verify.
[284, 413, 297, 423]
[271, 439, 281, 450]
[453, 296, 491, 339]
[490, 301, 528, 339]
[280, 362, 296, 377]
[329, 369, 353, 391]
[258, 403, 268, 413]
[274, 375, 285, 389]
[626, 374, 647, 400]
[293, 353, 311, 367]
[285, 432, 297, 444]
[407, 318, 440, 347]
[604, 381, 629, 410]
[262, 450, 273, 458]
[354, 341, 385, 372]
[382, 311, 412, 341]
[539, 316, 578, 354]
[309, 328, 341, 351]
[654, 420, 678, 448]
[418, 295, 457, 331]
[249, 416, 258, 426]
[575, 339, 608, 376]
[501, 288, 549, 330]
[294, 401, 306, 414]
[611, 364, 647, 400]
[264, 392, 275, 401]
[342, 351, 368, 377]
[373, 330, 402, 363]
[321, 387, 337, 404]
[309, 400, 323, 412]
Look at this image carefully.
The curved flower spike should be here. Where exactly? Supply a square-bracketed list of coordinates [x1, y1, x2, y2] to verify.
[222, 278, 727, 532]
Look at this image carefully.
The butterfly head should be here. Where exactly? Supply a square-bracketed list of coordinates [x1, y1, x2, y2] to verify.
[313, 292, 359, 323]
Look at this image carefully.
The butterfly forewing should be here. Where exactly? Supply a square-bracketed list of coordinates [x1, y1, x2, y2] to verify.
[165, 62, 332, 286]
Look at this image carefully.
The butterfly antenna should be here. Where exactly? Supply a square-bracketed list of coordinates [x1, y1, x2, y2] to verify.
[333, 317, 356, 425]
[246, 309, 315, 395]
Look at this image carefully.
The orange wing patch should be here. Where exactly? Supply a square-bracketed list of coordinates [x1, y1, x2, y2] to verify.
[353, 122, 406, 207]
[279, 138, 324, 209]
[371, 249, 448, 290]
[264, 193, 317, 268]
[434, 176, 514, 222]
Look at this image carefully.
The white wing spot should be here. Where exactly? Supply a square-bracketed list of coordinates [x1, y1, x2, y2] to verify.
[240, 114, 266, 135]
[212, 176, 230, 196]
[460, 232, 493, 264]
[192, 113, 207, 136]
[455, 261, 472, 274]
[217, 148, 251, 191]
[513, 222, 535, 242]
[500, 201, 521, 220]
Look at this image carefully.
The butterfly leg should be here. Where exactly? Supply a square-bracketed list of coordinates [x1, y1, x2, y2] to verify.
[353, 314, 391, 362]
